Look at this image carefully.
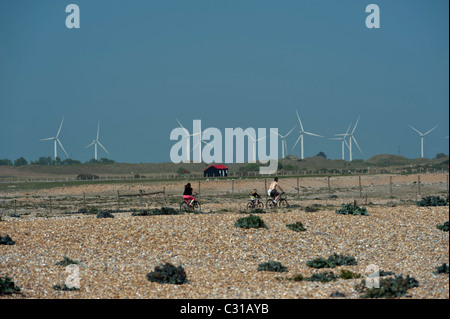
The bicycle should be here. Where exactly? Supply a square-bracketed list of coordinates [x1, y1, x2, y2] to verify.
[266, 192, 289, 209]
[179, 198, 202, 213]
[246, 198, 264, 210]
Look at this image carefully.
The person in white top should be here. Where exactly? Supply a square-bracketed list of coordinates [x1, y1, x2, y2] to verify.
[267, 177, 284, 203]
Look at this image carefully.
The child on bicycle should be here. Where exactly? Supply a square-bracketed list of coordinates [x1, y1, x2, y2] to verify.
[183, 183, 197, 207]
[250, 189, 261, 206]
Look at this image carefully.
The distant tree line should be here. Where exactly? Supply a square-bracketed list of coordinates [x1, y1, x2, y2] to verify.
[0, 156, 116, 167]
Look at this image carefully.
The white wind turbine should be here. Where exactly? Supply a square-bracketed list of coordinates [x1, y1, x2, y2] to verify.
[330, 123, 352, 160]
[292, 110, 323, 160]
[40, 117, 70, 160]
[272, 126, 296, 159]
[409, 124, 438, 158]
[177, 119, 204, 162]
[347, 116, 362, 161]
[85, 121, 110, 160]
[246, 133, 266, 162]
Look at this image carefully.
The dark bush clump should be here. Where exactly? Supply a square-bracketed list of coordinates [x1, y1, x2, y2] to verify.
[358, 274, 419, 298]
[305, 204, 321, 212]
[55, 256, 79, 266]
[434, 263, 449, 275]
[235, 214, 268, 229]
[146, 263, 188, 285]
[335, 203, 369, 216]
[0, 234, 15, 245]
[132, 207, 179, 216]
[305, 271, 338, 283]
[0, 276, 21, 295]
[417, 196, 448, 207]
[306, 253, 357, 269]
[257, 261, 287, 273]
[53, 284, 79, 291]
[436, 221, 449, 232]
[96, 210, 114, 218]
[286, 221, 307, 232]
[340, 269, 361, 279]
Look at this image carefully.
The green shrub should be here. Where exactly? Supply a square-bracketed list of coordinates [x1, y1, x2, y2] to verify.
[417, 196, 448, 207]
[146, 263, 188, 285]
[306, 253, 357, 269]
[132, 207, 179, 216]
[436, 221, 449, 232]
[235, 214, 268, 229]
[286, 221, 307, 232]
[340, 269, 361, 279]
[96, 210, 114, 218]
[0, 234, 15, 245]
[335, 203, 369, 216]
[434, 263, 449, 275]
[55, 256, 79, 266]
[358, 274, 419, 298]
[305, 271, 338, 283]
[53, 284, 79, 291]
[305, 204, 322, 212]
[0, 276, 21, 295]
[257, 261, 287, 273]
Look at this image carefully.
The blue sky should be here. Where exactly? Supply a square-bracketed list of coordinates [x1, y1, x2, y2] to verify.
[0, 0, 448, 163]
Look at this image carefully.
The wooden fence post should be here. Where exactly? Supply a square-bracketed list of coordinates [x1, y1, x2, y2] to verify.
[117, 190, 120, 212]
[389, 176, 393, 197]
[418, 175, 421, 196]
[358, 176, 362, 198]
[163, 187, 166, 206]
[327, 176, 331, 198]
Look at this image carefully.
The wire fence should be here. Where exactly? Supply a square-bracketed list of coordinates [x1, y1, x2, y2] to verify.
[0, 173, 448, 217]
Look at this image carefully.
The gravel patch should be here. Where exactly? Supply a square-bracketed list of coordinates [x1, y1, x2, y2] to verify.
[0, 206, 448, 299]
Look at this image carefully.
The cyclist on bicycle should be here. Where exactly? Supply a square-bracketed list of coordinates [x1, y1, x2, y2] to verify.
[250, 189, 261, 205]
[183, 183, 197, 207]
[268, 177, 284, 204]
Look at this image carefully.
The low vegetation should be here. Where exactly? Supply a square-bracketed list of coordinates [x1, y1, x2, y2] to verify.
[434, 263, 449, 275]
[335, 203, 369, 216]
[357, 273, 419, 298]
[417, 196, 449, 207]
[55, 256, 79, 266]
[306, 253, 357, 269]
[436, 221, 449, 232]
[257, 261, 287, 273]
[0, 276, 21, 295]
[146, 263, 188, 285]
[132, 207, 179, 216]
[286, 221, 307, 232]
[234, 214, 268, 229]
[0, 234, 15, 245]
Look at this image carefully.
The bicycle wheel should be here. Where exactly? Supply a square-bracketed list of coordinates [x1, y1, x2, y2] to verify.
[246, 202, 255, 210]
[266, 199, 276, 209]
[179, 201, 189, 213]
[256, 202, 264, 209]
[278, 199, 289, 208]
[192, 201, 201, 213]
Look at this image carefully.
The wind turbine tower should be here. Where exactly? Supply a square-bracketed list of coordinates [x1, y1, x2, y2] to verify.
[85, 121, 110, 160]
[409, 125, 438, 158]
[40, 117, 70, 161]
[292, 110, 323, 160]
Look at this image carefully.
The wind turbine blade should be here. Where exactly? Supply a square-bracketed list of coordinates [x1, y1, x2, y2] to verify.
[304, 131, 323, 138]
[57, 139, 70, 158]
[97, 121, 100, 141]
[351, 116, 360, 135]
[409, 125, 422, 135]
[292, 134, 302, 150]
[344, 139, 350, 149]
[285, 126, 296, 137]
[352, 136, 362, 153]
[85, 142, 95, 149]
[56, 117, 64, 138]
[271, 129, 283, 138]
[330, 137, 342, 140]
[97, 141, 110, 155]
[424, 126, 438, 136]
[295, 110, 304, 132]
[40, 137, 55, 141]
